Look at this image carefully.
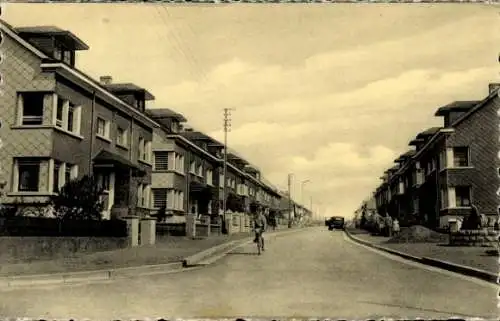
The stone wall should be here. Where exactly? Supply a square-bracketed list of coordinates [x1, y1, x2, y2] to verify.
[449, 229, 499, 247]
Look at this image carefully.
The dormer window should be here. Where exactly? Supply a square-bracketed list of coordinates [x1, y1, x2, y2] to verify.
[136, 99, 145, 112]
[171, 122, 179, 133]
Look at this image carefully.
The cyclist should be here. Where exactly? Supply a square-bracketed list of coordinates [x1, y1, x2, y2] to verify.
[253, 210, 268, 251]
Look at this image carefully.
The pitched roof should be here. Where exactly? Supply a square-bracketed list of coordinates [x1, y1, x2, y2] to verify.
[180, 130, 224, 147]
[145, 108, 187, 122]
[434, 100, 479, 116]
[450, 90, 498, 128]
[15, 25, 89, 50]
[408, 138, 425, 146]
[104, 83, 155, 101]
[227, 152, 249, 164]
[416, 127, 442, 139]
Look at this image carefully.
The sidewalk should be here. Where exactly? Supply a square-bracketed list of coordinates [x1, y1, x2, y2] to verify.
[346, 228, 498, 276]
[0, 232, 252, 277]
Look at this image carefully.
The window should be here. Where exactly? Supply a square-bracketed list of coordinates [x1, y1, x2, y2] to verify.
[64, 165, 72, 186]
[455, 186, 471, 207]
[154, 152, 169, 171]
[56, 98, 64, 127]
[152, 188, 168, 208]
[197, 164, 203, 176]
[67, 104, 75, 132]
[19, 92, 44, 125]
[180, 155, 185, 172]
[206, 170, 213, 185]
[117, 127, 127, 147]
[54, 47, 62, 60]
[97, 172, 110, 191]
[137, 184, 146, 207]
[96, 117, 109, 138]
[53, 162, 61, 193]
[138, 137, 145, 161]
[63, 50, 72, 65]
[190, 161, 196, 173]
[439, 150, 446, 170]
[136, 99, 145, 112]
[17, 159, 41, 192]
[144, 141, 152, 162]
[171, 122, 179, 133]
[453, 147, 469, 167]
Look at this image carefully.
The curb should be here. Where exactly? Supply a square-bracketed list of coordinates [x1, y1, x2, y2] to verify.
[0, 227, 309, 290]
[344, 229, 497, 284]
[419, 257, 498, 283]
[0, 262, 184, 290]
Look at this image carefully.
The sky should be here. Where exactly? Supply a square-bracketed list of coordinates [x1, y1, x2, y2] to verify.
[4, 3, 499, 219]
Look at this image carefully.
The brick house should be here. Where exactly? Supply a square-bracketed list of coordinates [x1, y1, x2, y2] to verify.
[372, 85, 500, 229]
[0, 21, 157, 218]
[147, 109, 220, 221]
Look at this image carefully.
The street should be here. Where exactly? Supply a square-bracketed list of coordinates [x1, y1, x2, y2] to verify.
[1, 227, 497, 319]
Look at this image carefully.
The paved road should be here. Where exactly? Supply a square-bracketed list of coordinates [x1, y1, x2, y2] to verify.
[0, 227, 497, 319]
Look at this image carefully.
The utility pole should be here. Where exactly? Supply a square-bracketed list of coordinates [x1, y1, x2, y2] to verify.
[288, 173, 293, 228]
[222, 108, 234, 228]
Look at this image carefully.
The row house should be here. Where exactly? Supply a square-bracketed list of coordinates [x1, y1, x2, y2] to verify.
[149, 119, 283, 220]
[372, 84, 500, 229]
[0, 21, 158, 218]
[147, 109, 221, 221]
[0, 21, 284, 222]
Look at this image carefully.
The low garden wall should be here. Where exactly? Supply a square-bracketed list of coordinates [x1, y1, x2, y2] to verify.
[196, 223, 210, 237]
[0, 216, 129, 263]
[156, 222, 186, 237]
[0, 236, 127, 263]
[449, 229, 499, 247]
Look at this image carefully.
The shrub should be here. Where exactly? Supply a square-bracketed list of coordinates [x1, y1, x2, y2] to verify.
[51, 175, 106, 221]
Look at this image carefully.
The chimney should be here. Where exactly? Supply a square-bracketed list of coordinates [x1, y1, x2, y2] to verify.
[488, 83, 500, 94]
[100, 76, 113, 85]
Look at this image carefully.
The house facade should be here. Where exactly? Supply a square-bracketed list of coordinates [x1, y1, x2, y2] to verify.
[0, 21, 157, 218]
[372, 85, 500, 229]
[148, 110, 221, 221]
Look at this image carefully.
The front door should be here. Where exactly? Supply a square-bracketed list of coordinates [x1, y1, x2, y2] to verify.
[95, 169, 115, 220]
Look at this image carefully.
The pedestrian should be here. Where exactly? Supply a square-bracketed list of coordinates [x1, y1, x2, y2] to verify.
[392, 218, 400, 237]
[385, 214, 393, 237]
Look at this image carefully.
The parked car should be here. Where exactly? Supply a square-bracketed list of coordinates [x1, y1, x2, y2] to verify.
[326, 216, 345, 230]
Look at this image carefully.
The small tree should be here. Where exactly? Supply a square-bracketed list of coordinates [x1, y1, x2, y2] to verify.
[51, 175, 105, 220]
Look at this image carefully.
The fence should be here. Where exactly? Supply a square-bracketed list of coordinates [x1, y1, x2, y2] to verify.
[0, 216, 127, 237]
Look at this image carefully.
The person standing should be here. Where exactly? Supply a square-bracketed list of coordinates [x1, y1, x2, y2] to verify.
[392, 218, 400, 237]
[385, 214, 393, 237]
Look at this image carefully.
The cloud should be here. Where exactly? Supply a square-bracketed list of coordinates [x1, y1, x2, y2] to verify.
[290, 143, 396, 173]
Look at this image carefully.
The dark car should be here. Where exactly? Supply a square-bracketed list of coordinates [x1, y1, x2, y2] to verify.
[325, 216, 345, 230]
